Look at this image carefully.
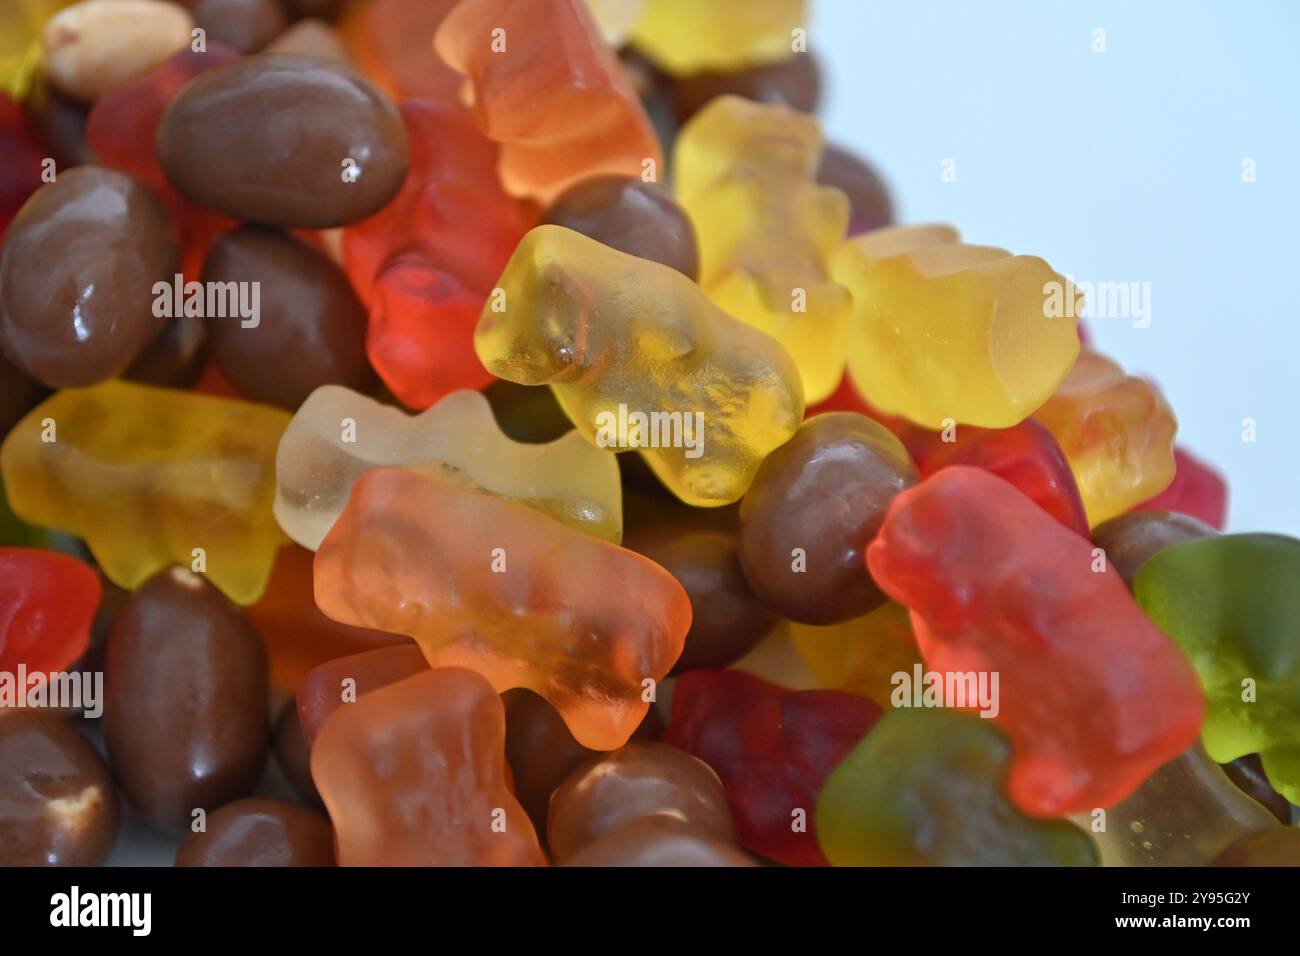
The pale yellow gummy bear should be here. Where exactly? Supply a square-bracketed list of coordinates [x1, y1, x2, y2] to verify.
[0, 380, 289, 604]
[474, 224, 805, 507]
[674, 95, 851, 405]
[630, 0, 806, 77]
[1, 0, 69, 99]
[274, 385, 623, 550]
[833, 224, 1080, 428]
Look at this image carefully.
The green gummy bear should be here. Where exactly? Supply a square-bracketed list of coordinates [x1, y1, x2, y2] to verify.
[1136, 533, 1300, 804]
[815, 709, 1098, 866]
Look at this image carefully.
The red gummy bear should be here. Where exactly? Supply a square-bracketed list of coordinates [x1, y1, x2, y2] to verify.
[665, 669, 881, 866]
[1135, 446, 1227, 530]
[906, 419, 1090, 537]
[866, 467, 1205, 817]
[0, 96, 45, 245]
[342, 99, 536, 408]
[0, 548, 102, 676]
[86, 44, 240, 279]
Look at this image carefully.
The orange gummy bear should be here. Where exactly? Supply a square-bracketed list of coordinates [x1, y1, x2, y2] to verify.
[311, 667, 545, 866]
[313, 468, 690, 750]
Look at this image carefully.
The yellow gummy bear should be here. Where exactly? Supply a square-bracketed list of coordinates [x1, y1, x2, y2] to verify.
[674, 95, 851, 405]
[474, 224, 806, 507]
[789, 602, 922, 708]
[1, 0, 68, 99]
[834, 224, 1080, 428]
[0, 380, 290, 604]
[1034, 350, 1177, 527]
[630, 0, 807, 77]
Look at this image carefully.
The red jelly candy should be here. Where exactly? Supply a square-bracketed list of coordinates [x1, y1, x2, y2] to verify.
[296, 644, 428, 746]
[0, 96, 45, 246]
[1135, 446, 1227, 530]
[342, 99, 536, 408]
[665, 669, 881, 866]
[0, 548, 102, 676]
[866, 467, 1205, 817]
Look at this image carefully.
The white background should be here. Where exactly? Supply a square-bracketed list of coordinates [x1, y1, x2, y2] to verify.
[818, 0, 1299, 535]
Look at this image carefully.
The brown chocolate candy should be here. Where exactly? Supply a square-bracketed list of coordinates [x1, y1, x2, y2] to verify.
[0, 713, 120, 866]
[672, 53, 821, 122]
[547, 741, 733, 863]
[562, 816, 755, 867]
[1091, 510, 1216, 589]
[542, 176, 700, 280]
[26, 77, 96, 170]
[124, 312, 209, 388]
[264, 18, 351, 64]
[202, 226, 375, 408]
[104, 567, 269, 831]
[158, 55, 408, 228]
[0, 350, 46, 436]
[502, 689, 593, 845]
[0, 167, 178, 388]
[175, 797, 334, 866]
[738, 412, 918, 624]
[816, 143, 893, 235]
[272, 702, 322, 807]
[1212, 828, 1300, 866]
[186, 0, 289, 53]
[282, 0, 343, 19]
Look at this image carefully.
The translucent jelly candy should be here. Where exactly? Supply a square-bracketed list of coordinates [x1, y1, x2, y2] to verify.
[341, 99, 535, 409]
[789, 602, 922, 708]
[630, 0, 806, 77]
[817, 709, 1098, 866]
[311, 667, 545, 866]
[905, 418, 1090, 537]
[665, 668, 882, 866]
[0, 380, 290, 604]
[674, 96, 851, 404]
[274, 385, 622, 550]
[1135, 446, 1227, 530]
[434, 0, 662, 204]
[296, 645, 428, 745]
[1136, 533, 1300, 805]
[1, 0, 69, 99]
[0, 95, 45, 246]
[342, 0, 464, 105]
[1213, 828, 1300, 867]
[1034, 350, 1177, 526]
[867, 467, 1205, 817]
[833, 224, 1079, 428]
[475, 225, 805, 507]
[313, 467, 690, 750]
[0, 548, 100, 676]
[1074, 743, 1279, 867]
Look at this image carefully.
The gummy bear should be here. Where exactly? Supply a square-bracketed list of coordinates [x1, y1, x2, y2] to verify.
[905, 418, 1090, 537]
[674, 95, 851, 404]
[1213, 828, 1300, 867]
[0, 95, 45, 246]
[833, 224, 1079, 428]
[296, 644, 428, 745]
[313, 467, 690, 750]
[0, 547, 101, 677]
[311, 667, 545, 866]
[341, 99, 535, 409]
[1072, 743, 1278, 867]
[789, 601, 922, 708]
[1034, 350, 1177, 527]
[630, 0, 806, 77]
[1135, 446, 1227, 530]
[475, 225, 805, 507]
[866, 467, 1205, 817]
[1135, 533, 1300, 805]
[274, 385, 622, 550]
[341, 0, 463, 105]
[664, 668, 881, 866]
[817, 709, 1098, 866]
[434, 0, 662, 204]
[0, 0, 68, 100]
[0, 380, 290, 605]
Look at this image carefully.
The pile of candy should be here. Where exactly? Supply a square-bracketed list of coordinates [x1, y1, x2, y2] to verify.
[1, 0, 1296, 869]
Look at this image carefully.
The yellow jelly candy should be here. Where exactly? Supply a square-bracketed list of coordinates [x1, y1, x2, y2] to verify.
[1, 0, 68, 99]
[1035, 350, 1177, 526]
[674, 95, 851, 405]
[789, 602, 922, 708]
[0, 380, 289, 604]
[834, 224, 1080, 428]
[475, 224, 805, 507]
[630, 0, 806, 77]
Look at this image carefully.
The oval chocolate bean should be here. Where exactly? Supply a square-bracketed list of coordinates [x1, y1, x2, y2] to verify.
[1091, 510, 1216, 590]
[738, 412, 918, 625]
[542, 176, 700, 280]
[272, 702, 322, 807]
[158, 55, 409, 228]
[124, 313, 209, 388]
[816, 143, 893, 236]
[672, 53, 822, 122]
[187, 0, 289, 54]
[203, 226, 376, 408]
[0, 167, 179, 388]
[0, 713, 120, 866]
[175, 797, 334, 866]
[104, 567, 269, 831]
[563, 816, 755, 867]
[502, 689, 594, 844]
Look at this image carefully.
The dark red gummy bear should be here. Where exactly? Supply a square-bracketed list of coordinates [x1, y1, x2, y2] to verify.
[0, 548, 102, 676]
[0, 96, 46, 246]
[905, 418, 1091, 537]
[1136, 446, 1227, 530]
[665, 669, 881, 866]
